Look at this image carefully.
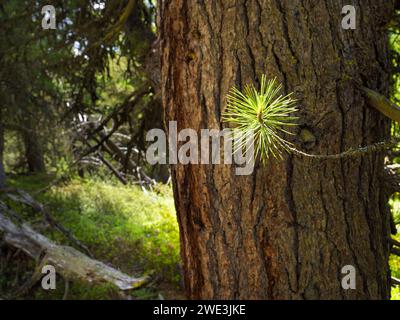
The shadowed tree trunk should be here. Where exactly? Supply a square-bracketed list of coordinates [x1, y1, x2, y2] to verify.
[160, 1, 395, 299]
[21, 118, 46, 174]
[0, 110, 6, 188]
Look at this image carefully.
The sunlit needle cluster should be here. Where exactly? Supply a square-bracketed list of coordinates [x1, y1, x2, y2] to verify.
[223, 75, 298, 161]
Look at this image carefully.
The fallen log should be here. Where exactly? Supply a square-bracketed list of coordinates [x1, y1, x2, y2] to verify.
[0, 202, 148, 292]
[4, 189, 92, 257]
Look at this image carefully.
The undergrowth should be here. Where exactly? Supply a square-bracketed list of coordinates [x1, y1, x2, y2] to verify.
[389, 197, 400, 300]
[2, 175, 182, 300]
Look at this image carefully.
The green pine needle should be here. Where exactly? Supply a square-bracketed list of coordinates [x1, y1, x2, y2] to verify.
[222, 75, 298, 161]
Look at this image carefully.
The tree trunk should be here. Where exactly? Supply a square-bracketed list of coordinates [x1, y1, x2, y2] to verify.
[22, 120, 46, 173]
[0, 111, 6, 188]
[160, 1, 395, 299]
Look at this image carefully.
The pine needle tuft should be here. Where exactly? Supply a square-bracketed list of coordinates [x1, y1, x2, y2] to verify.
[223, 75, 298, 161]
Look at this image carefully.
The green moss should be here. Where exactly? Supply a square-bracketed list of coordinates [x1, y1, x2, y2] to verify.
[7, 173, 55, 192]
[2, 175, 181, 299]
[389, 198, 400, 300]
[46, 178, 180, 280]
[392, 286, 400, 300]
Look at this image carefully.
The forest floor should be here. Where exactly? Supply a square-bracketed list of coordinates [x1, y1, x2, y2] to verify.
[389, 199, 400, 300]
[0, 174, 399, 299]
[0, 174, 185, 300]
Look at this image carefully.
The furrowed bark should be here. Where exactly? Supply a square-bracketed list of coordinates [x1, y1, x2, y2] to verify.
[160, 0, 395, 299]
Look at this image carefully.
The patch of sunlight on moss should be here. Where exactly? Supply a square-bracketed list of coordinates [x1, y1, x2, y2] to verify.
[40, 178, 180, 285]
[392, 286, 400, 300]
[390, 197, 400, 300]
[390, 198, 400, 219]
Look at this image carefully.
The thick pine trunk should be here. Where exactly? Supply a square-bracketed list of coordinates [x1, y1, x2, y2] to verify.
[0, 112, 6, 188]
[160, 1, 395, 299]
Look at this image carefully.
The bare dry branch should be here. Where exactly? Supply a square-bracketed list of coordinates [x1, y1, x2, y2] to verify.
[390, 237, 400, 248]
[392, 277, 400, 287]
[4, 189, 92, 257]
[0, 202, 148, 292]
[392, 247, 400, 257]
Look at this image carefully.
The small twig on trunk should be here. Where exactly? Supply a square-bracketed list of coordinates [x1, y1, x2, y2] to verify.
[359, 85, 400, 123]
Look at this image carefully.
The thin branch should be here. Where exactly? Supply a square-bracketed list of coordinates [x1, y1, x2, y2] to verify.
[96, 152, 128, 185]
[392, 277, 400, 287]
[289, 139, 398, 160]
[392, 247, 400, 257]
[387, 164, 400, 170]
[390, 238, 400, 248]
[85, 85, 150, 143]
[359, 85, 400, 123]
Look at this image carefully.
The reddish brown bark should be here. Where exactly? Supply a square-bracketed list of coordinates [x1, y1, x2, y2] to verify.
[160, 0, 395, 299]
